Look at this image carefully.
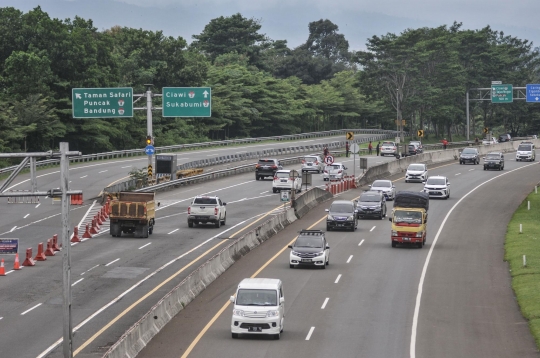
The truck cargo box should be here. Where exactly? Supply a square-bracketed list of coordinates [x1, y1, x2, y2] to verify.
[393, 191, 429, 211]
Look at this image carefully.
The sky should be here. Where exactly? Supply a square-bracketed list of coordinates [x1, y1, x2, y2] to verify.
[4, 0, 540, 51]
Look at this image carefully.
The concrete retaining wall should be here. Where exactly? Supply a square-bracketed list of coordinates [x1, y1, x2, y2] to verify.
[102, 187, 333, 358]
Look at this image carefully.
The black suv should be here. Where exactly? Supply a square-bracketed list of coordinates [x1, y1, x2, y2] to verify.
[255, 159, 282, 180]
[498, 133, 512, 142]
[483, 152, 504, 170]
[459, 147, 479, 165]
[357, 191, 387, 219]
[288, 230, 330, 269]
[325, 200, 358, 231]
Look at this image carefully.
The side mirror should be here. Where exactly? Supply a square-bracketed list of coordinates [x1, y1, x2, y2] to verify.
[280, 297, 285, 304]
[354, 209, 358, 213]
[230, 296, 235, 303]
[447, 183, 450, 186]
[325, 209, 329, 212]
[288, 245, 293, 249]
[157, 202, 161, 207]
[326, 244, 330, 249]
[392, 185, 396, 188]
[388, 217, 392, 222]
[223, 202, 227, 206]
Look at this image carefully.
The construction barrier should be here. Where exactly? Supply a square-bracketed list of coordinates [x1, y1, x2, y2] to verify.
[70, 193, 83, 205]
[52, 234, 61, 251]
[45, 239, 55, 256]
[22, 248, 35, 266]
[83, 224, 92, 239]
[90, 219, 99, 235]
[34, 243, 47, 261]
[0, 259, 5, 276]
[13, 253, 20, 270]
[71, 227, 81, 243]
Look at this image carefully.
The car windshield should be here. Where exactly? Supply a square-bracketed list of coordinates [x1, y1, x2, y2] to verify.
[236, 289, 277, 306]
[304, 157, 317, 162]
[360, 194, 381, 202]
[462, 149, 477, 154]
[518, 145, 531, 151]
[408, 164, 425, 171]
[258, 160, 275, 165]
[486, 154, 500, 160]
[294, 237, 324, 248]
[426, 178, 446, 185]
[372, 181, 391, 188]
[329, 203, 353, 213]
[275, 172, 290, 178]
[193, 197, 217, 205]
[410, 141, 421, 146]
[394, 210, 422, 224]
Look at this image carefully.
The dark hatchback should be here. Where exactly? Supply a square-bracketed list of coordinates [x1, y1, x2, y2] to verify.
[357, 191, 387, 219]
[325, 200, 358, 231]
[255, 159, 282, 180]
[483, 152, 504, 170]
[459, 148, 480, 165]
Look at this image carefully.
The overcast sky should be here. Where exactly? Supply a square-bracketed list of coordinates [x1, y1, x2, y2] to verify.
[5, 0, 540, 51]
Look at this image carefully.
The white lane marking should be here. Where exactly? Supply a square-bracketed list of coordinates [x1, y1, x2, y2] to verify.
[410, 162, 538, 358]
[72, 278, 84, 287]
[455, 173, 461, 176]
[81, 264, 99, 275]
[0, 317, 2, 320]
[321, 298, 329, 309]
[469, 169, 474, 171]
[21, 303, 42, 315]
[36, 217, 259, 358]
[35, 203, 40, 208]
[359, 239, 365, 246]
[24, 214, 29, 219]
[5, 269, 14, 275]
[229, 198, 248, 203]
[370, 226, 376, 232]
[335, 274, 342, 283]
[121, 166, 131, 168]
[69, 181, 72, 184]
[347, 255, 353, 263]
[168, 229, 179, 235]
[98, 170, 108, 173]
[80, 175, 88, 178]
[236, 151, 247, 153]
[10, 226, 16, 232]
[306, 327, 315, 340]
[77, 200, 97, 231]
[138, 243, 152, 250]
[260, 191, 268, 194]
[105, 258, 120, 267]
[301, 140, 315, 142]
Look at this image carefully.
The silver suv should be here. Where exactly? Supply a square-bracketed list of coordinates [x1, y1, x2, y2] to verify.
[301, 155, 323, 173]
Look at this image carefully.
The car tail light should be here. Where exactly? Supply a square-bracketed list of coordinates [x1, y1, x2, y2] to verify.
[324, 170, 328, 173]
[256, 164, 260, 168]
[393, 146, 397, 150]
[314, 161, 318, 164]
[187, 207, 191, 214]
[338, 170, 342, 174]
[271, 165, 277, 169]
[288, 177, 293, 181]
[214, 207, 219, 215]
[301, 160, 305, 164]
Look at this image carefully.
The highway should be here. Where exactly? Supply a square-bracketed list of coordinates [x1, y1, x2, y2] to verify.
[0, 136, 396, 358]
[136, 153, 540, 358]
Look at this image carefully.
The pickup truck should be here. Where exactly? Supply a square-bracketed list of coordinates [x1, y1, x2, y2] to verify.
[389, 191, 429, 248]
[187, 196, 227, 228]
[109, 192, 156, 238]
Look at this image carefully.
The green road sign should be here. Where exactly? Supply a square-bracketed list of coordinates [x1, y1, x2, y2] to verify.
[72, 88, 133, 118]
[162, 87, 211, 117]
[491, 84, 513, 103]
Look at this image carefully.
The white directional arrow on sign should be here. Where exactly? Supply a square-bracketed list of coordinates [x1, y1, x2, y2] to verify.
[536, 97, 539, 101]
[203, 90, 209, 98]
[75, 93, 81, 99]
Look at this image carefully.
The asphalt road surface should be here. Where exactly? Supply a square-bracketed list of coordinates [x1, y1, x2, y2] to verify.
[0, 139, 397, 358]
[137, 154, 540, 358]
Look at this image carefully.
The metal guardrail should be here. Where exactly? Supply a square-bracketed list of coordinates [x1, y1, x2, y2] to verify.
[0, 129, 399, 175]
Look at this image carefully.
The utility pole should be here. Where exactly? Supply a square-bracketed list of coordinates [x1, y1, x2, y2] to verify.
[61, 142, 73, 358]
[145, 84, 154, 177]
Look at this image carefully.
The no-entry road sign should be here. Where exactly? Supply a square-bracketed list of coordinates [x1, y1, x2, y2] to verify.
[324, 155, 334, 165]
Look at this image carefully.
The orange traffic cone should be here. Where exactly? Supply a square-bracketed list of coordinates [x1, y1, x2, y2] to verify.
[13, 253, 20, 270]
[0, 259, 5, 276]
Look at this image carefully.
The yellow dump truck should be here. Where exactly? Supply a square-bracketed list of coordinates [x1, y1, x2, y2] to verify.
[389, 191, 429, 248]
[109, 192, 156, 238]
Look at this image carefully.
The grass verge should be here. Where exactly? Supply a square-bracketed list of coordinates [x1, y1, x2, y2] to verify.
[504, 189, 540, 349]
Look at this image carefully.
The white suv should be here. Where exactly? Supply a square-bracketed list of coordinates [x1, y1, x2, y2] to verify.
[516, 142, 536, 161]
[380, 141, 398, 156]
[230, 278, 284, 340]
[423, 176, 450, 199]
[272, 169, 302, 193]
[405, 163, 428, 183]
[301, 155, 323, 173]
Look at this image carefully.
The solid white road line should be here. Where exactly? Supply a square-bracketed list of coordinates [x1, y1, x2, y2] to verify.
[81, 264, 100, 275]
[335, 274, 342, 283]
[455, 173, 461, 176]
[370, 226, 376, 232]
[410, 162, 538, 358]
[306, 327, 315, 340]
[35, 203, 40, 208]
[105, 258, 120, 267]
[359, 239, 365, 246]
[321, 298, 329, 309]
[24, 214, 29, 219]
[80, 175, 88, 178]
[121, 166, 131, 168]
[21, 303, 42, 315]
[98, 170, 108, 173]
[138, 243, 152, 250]
[10, 226, 16, 232]
[260, 191, 268, 194]
[347, 255, 353, 263]
[168, 229, 179, 235]
[469, 169, 474, 171]
[5, 270, 14, 275]
[72, 278, 84, 287]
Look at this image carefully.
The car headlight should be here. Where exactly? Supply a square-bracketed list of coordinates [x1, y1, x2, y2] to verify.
[327, 215, 333, 220]
[233, 309, 244, 317]
[291, 251, 300, 257]
[347, 216, 354, 221]
[266, 310, 279, 317]
[392, 230, 398, 236]
[315, 251, 325, 257]
[416, 231, 424, 238]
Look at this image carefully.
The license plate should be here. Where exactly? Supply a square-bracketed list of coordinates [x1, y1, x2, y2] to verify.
[281, 179, 286, 182]
[248, 327, 262, 332]
[430, 191, 438, 194]
[403, 237, 410, 241]
[196, 216, 207, 220]
[301, 258, 312, 262]
[307, 163, 312, 166]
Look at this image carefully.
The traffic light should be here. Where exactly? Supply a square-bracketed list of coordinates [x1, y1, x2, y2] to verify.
[146, 135, 152, 145]
[417, 129, 424, 137]
[147, 164, 153, 177]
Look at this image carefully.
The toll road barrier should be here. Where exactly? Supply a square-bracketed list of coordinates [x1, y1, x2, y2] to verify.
[71, 227, 81, 243]
[34, 242, 47, 261]
[52, 234, 61, 251]
[103, 207, 298, 358]
[22, 248, 35, 266]
[70, 193, 83, 205]
[7, 190, 40, 204]
[45, 239, 56, 256]
[82, 224, 93, 239]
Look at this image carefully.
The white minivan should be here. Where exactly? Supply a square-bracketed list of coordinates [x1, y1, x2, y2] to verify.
[230, 278, 285, 340]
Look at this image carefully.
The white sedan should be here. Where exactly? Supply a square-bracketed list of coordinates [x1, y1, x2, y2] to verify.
[369, 180, 396, 200]
[323, 163, 347, 181]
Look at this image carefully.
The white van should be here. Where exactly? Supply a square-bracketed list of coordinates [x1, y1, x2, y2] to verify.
[230, 278, 284, 339]
[516, 142, 536, 162]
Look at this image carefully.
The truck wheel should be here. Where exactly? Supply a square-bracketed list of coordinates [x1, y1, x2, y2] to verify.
[149, 227, 153, 235]
[188, 221, 193, 228]
[142, 225, 149, 238]
[215, 218, 221, 228]
[221, 214, 226, 225]
[417, 242, 423, 248]
[391, 242, 396, 248]
[232, 333, 238, 339]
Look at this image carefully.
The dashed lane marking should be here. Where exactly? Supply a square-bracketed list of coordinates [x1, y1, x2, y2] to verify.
[21, 303, 42, 315]
[105, 258, 120, 267]
[347, 255, 353, 263]
[359, 239, 365, 246]
[321, 298, 329, 309]
[335, 274, 342, 283]
[138, 243, 152, 250]
[306, 327, 315, 340]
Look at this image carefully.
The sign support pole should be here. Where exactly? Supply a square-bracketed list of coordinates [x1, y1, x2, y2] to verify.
[466, 91, 470, 141]
[145, 84, 153, 179]
[61, 142, 73, 358]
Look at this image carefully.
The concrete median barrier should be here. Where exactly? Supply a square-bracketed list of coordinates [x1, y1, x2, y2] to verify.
[292, 187, 333, 219]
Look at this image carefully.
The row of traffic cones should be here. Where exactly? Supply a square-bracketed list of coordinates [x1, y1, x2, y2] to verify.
[1, 202, 111, 276]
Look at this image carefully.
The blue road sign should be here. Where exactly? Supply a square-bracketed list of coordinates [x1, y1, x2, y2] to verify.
[0, 238, 19, 255]
[145, 145, 155, 155]
[526, 84, 540, 102]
